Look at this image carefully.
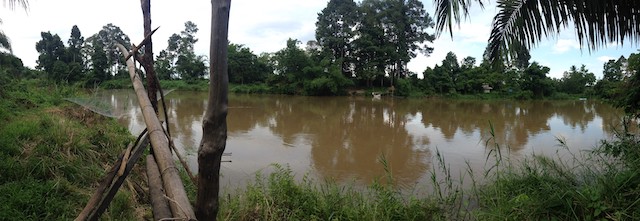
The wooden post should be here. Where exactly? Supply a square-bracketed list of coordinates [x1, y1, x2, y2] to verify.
[116, 44, 196, 220]
[146, 155, 172, 220]
[196, 0, 231, 220]
[140, 0, 159, 112]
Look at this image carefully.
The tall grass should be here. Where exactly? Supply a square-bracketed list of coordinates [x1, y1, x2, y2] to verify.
[472, 119, 640, 220]
[0, 79, 147, 220]
[218, 164, 441, 220]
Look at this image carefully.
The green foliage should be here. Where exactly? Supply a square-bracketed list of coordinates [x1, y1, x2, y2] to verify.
[230, 83, 272, 94]
[0, 52, 27, 79]
[475, 126, 640, 220]
[615, 52, 640, 117]
[316, 0, 359, 77]
[219, 165, 440, 220]
[557, 65, 596, 95]
[35, 32, 67, 81]
[228, 43, 271, 84]
[159, 21, 207, 81]
[88, 37, 110, 84]
[86, 23, 131, 76]
[520, 62, 554, 98]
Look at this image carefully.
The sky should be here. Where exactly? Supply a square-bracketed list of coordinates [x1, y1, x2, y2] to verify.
[1, 0, 638, 79]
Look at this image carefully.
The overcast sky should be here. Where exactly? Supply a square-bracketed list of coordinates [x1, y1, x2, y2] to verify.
[1, 0, 638, 79]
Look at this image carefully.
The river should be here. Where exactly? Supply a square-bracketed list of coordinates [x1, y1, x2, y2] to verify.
[90, 90, 625, 191]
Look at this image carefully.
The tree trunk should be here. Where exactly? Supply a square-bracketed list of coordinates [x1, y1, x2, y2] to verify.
[196, 0, 231, 220]
[141, 0, 158, 112]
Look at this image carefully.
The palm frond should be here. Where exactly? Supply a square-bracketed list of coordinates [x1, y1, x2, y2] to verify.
[434, 0, 485, 37]
[3, 0, 29, 10]
[0, 31, 11, 52]
[487, 0, 640, 63]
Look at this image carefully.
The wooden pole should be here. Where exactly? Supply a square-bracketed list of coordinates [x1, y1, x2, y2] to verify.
[196, 0, 231, 220]
[140, 0, 158, 112]
[146, 155, 172, 220]
[116, 44, 196, 220]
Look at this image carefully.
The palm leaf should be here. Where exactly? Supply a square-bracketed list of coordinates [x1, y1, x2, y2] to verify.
[487, 0, 640, 63]
[0, 31, 11, 52]
[434, 0, 485, 37]
[3, 0, 29, 10]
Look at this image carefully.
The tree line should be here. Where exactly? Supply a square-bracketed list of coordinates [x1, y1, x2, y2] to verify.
[0, 0, 637, 103]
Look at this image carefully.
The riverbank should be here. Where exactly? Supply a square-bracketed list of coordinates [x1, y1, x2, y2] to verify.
[100, 78, 593, 100]
[2, 79, 638, 220]
[213, 124, 640, 220]
[0, 79, 149, 219]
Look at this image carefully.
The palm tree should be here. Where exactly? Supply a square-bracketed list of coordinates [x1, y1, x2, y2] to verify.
[434, 0, 640, 63]
[1, 0, 29, 52]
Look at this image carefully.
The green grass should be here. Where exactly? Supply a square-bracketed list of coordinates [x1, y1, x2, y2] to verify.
[218, 164, 441, 221]
[0, 78, 147, 220]
[471, 122, 640, 220]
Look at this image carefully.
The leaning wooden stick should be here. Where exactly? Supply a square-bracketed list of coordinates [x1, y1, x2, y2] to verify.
[116, 43, 196, 220]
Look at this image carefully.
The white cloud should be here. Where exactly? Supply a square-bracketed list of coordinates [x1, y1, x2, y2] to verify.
[553, 39, 580, 54]
[597, 56, 615, 63]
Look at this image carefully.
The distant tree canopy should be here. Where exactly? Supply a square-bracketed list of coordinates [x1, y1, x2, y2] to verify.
[156, 21, 207, 81]
[16, 3, 640, 107]
[315, 0, 435, 86]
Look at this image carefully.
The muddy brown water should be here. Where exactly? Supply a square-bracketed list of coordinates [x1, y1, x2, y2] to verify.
[95, 90, 624, 191]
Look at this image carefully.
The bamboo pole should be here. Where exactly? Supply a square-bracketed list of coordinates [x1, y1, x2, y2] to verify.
[146, 155, 172, 220]
[116, 44, 196, 220]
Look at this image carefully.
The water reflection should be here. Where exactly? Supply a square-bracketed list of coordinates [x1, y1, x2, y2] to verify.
[88, 91, 624, 188]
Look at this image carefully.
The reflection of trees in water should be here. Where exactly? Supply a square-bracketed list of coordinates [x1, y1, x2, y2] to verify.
[591, 101, 634, 136]
[113, 91, 623, 185]
[264, 96, 431, 186]
[553, 100, 596, 132]
[418, 100, 556, 151]
[227, 94, 277, 134]
[161, 91, 208, 152]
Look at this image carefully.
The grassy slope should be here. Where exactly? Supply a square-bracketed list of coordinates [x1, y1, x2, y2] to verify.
[0, 79, 148, 220]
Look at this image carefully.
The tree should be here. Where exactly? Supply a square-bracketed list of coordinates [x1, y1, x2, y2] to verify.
[65, 25, 85, 82]
[617, 52, 640, 116]
[0, 52, 26, 78]
[270, 38, 312, 94]
[35, 32, 68, 81]
[354, 0, 435, 86]
[383, 0, 436, 81]
[595, 59, 625, 99]
[196, 0, 231, 219]
[315, 0, 359, 77]
[228, 43, 269, 84]
[353, 0, 389, 88]
[88, 38, 110, 84]
[441, 51, 460, 92]
[155, 50, 174, 80]
[603, 59, 624, 82]
[521, 62, 553, 98]
[162, 21, 207, 81]
[87, 23, 131, 76]
[558, 65, 596, 94]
